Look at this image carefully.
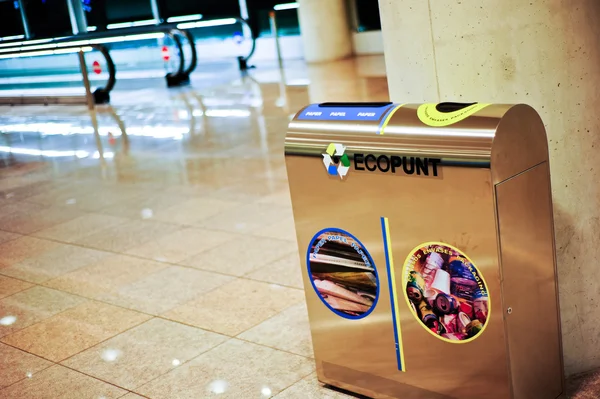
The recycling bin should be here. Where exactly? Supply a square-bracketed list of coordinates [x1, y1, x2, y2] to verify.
[284, 102, 564, 399]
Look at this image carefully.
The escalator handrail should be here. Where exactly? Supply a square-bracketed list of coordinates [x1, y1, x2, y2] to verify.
[0, 16, 256, 65]
[92, 44, 116, 94]
[0, 42, 116, 104]
[164, 30, 185, 79]
[170, 29, 197, 77]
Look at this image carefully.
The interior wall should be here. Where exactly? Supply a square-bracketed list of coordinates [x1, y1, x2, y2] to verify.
[378, 0, 600, 377]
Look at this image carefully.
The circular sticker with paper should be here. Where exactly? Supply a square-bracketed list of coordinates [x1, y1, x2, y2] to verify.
[402, 242, 490, 343]
[307, 228, 379, 319]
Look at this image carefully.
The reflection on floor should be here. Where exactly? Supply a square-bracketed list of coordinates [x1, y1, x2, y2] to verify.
[0, 54, 594, 398]
[0, 56, 386, 399]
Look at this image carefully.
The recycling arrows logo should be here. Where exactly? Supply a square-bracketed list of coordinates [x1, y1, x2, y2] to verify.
[323, 143, 350, 179]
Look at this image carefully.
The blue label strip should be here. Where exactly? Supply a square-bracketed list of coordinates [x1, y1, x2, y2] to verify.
[297, 104, 397, 122]
[381, 216, 405, 371]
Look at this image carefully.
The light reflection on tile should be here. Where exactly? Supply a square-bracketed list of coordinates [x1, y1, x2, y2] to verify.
[0, 56, 394, 398]
[135, 339, 314, 399]
[0, 343, 53, 389]
[0, 364, 127, 399]
[63, 318, 227, 390]
[0, 301, 150, 362]
[0, 286, 86, 338]
[164, 278, 304, 336]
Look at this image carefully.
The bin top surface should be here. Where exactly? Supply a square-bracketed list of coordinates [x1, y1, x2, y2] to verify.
[285, 102, 549, 184]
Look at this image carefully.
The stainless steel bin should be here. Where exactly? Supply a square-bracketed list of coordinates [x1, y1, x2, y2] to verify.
[284, 102, 564, 399]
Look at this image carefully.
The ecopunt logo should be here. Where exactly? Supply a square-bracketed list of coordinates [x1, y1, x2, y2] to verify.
[322, 143, 350, 179]
[323, 142, 443, 180]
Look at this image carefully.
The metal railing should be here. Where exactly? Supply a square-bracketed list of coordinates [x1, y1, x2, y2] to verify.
[0, 16, 258, 105]
[0, 27, 199, 105]
[0, 43, 114, 107]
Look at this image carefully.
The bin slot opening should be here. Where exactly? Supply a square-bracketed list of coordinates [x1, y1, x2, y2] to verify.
[318, 102, 392, 108]
[435, 102, 477, 113]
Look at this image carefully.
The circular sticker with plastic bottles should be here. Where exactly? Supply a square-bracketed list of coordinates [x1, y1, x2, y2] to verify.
[307, 228, 379, 319]
[402, 242, 490, 343]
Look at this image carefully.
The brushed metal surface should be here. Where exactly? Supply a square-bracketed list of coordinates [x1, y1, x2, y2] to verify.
[285, 102, 563, 398]
[495, 163, 564, 399]
[286, 158, 511, 399]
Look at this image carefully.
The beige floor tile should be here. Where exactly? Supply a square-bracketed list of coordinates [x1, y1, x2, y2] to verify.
[181, 235, 297, 277]
[1, 301, 150, 362]
[164, 278, 304, 336]
[135, 339, 314, 399]
[0, 244, 111, 284]
[0, 276, 33, 299]
[0, 286, 86, 338]
[0, 201, 47, 219]
[55, 187, 146, 212]
[63, 318, 227, 390]
[97, 266, 234, 315]
[25, 182, 101, 206]
[245, 252, 304, 289]
[197, 203, 292, 234]
[0, 364, 127, 399]
[238, 303, 313, 357]
[209, 175, 290, 199]
[256, 190, 292, 207]
[33, 213, 129, 243]
[252, 217, 298, 241]
[0, 236, 60, 267]
[125, 227, 235, 263]
[0, 205, 88, 235]
[0, 230, 21, 245]
[96, 193, 190, 220]
[72, 219, 182, 253]
[274, 372, 355, 399]
[152, 197, 241, 225]
[120, 394, 147, 399]
[0, 343, 53, 389]
[44, 255, 168, 300]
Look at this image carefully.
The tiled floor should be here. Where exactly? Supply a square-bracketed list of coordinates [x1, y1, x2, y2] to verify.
[0, 56, 386, 398]
[0, 55, 596, 398]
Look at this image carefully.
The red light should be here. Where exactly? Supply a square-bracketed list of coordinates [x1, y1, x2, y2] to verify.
[92, 60, 101, 74]
[161, 46, 170, 62]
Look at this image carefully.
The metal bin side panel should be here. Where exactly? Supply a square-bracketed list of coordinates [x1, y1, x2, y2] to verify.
[495, 162, 564, 399]
[491, 104, 550, 184]
[285, 151, 511, 399]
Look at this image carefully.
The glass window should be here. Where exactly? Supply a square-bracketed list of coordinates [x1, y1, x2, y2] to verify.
[0, 2, 24, 38]
[354, 0, 381, 32]
[24, 0, 72, 38]
[246, 0, 299, 37]
[157, 0, 240, 20]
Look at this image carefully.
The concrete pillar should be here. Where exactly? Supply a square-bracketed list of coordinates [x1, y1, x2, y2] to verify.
[379, 0, 600, 377]
[296, 0, 353, 63]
